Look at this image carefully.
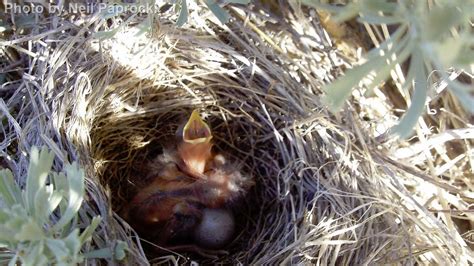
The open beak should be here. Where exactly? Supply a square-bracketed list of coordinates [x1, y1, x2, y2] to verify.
[182, 110, 212, 144]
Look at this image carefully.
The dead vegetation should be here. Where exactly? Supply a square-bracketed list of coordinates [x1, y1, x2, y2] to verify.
[0, 1, 473, 264]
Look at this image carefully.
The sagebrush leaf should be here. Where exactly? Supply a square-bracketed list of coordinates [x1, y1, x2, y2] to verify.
[79, 216, 101, 244]
[392, 48, 428, 138]
[25, 147, 54, 218]
[176, 0, 188, 27]
[423, 4, 464, 41]
[0, 169, 22, 206]
[52, 163, 85, 231]
[204, 0, 230, 24]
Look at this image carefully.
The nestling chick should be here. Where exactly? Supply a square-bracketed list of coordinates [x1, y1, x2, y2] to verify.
[122, 110, 254, 247]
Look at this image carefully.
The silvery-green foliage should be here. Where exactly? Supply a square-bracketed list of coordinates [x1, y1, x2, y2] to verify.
[0, 147, 126, 265]
[303, 0, 473, 138]
[94, 0, 252, 39]
[176, 0, 251, 26]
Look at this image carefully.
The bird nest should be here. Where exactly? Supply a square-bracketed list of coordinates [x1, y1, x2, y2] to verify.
[1, 2, 473, 265]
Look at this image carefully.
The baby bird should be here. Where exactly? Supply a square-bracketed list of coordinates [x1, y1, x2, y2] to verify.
[122, 110, 253, 247]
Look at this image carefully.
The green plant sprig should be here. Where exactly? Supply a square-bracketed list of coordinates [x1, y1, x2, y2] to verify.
[94, 0, 251, 40]
[176, 0, 251, 26]
[0, 146, 127, 265]
[303, 0, 474, 138]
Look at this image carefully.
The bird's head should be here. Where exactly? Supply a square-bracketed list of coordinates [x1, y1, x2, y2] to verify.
[177, 110, 213, 175]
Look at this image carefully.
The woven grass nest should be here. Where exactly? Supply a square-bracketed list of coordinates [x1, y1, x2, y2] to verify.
[1, 2, 473, 265]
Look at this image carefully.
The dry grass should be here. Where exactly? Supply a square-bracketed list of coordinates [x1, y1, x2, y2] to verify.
[1, 1, 473, 264]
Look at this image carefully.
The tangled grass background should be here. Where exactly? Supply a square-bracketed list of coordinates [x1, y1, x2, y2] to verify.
[1, 1, 473, 264]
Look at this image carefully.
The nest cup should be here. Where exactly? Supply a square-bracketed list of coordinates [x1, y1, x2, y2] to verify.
[90, 74, 292, 263]
[84, 22, 391, 261]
